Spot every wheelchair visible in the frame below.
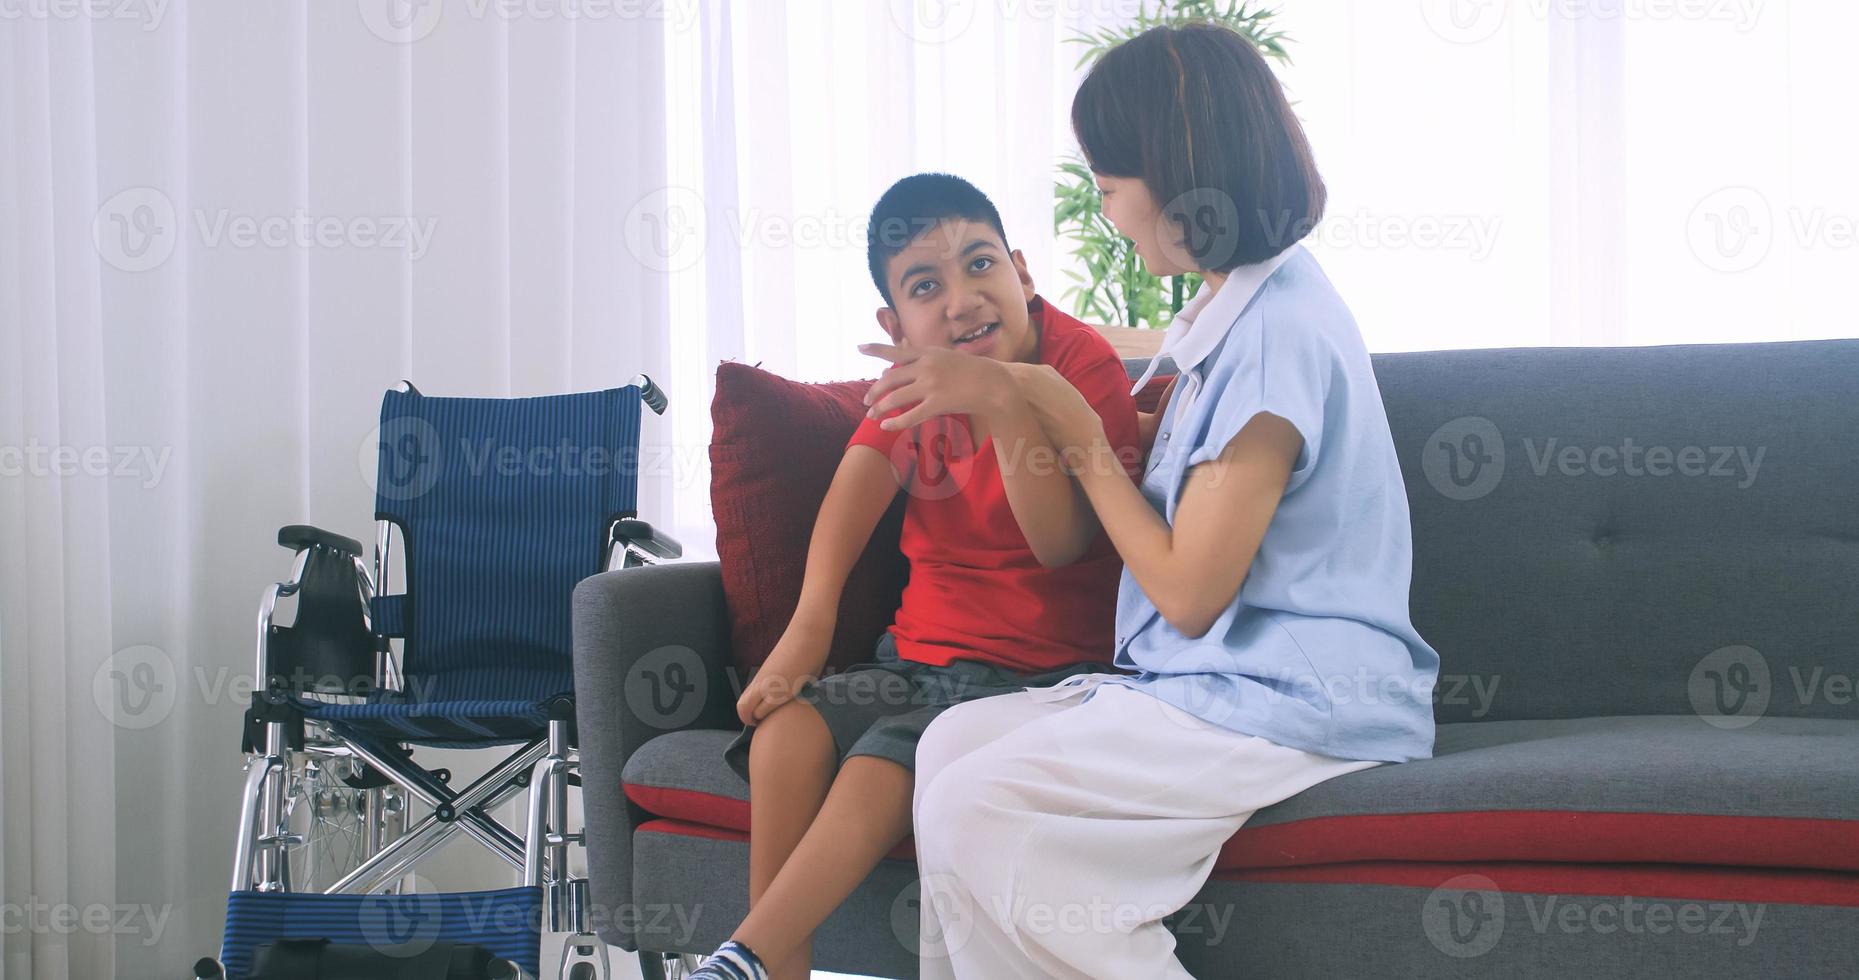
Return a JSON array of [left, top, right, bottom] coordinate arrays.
[[199, 377, 681, 980]]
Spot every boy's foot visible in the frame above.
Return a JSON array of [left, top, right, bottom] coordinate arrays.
[[685, 939, 770, 980]]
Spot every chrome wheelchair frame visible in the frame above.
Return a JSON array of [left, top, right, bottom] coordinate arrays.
[[212, 379, 681, 980]]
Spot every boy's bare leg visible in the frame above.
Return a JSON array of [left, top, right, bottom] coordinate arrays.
[[747, 700, 839, 980], [732, 755, 915, 973]]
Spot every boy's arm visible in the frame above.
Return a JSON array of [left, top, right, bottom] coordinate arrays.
[[784, 445, 904, 644], [738, 444, 902, 724], [991, 343, 1147, 569], [983, 396, 1098, 568], [1137, 375, 1180, 454], [854, 342, 1107, 567]]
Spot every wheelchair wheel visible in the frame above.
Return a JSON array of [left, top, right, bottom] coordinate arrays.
[[278, 737, 402, 892]]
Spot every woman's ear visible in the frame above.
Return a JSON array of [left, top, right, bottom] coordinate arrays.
[[1010, 249, 1036, 302], [875, 306, 905, 346]]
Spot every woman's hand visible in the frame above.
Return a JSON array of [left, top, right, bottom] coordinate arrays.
[[1007, 362, 1109, 462], [858, 343, 1013, 429]]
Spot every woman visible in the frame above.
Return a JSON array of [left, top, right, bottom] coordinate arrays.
[[882, 22, 1441, 977]]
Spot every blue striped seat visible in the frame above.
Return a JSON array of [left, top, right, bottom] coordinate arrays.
[[218, 886, 542, 979], [300, 385, 643, 747], [300, 698, 551, 744]]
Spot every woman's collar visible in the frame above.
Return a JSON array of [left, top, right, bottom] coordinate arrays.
[[1127, 246, 1299, 395]]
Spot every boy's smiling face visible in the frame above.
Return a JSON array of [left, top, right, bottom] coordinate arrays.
[[876, 218, 1040, 364]]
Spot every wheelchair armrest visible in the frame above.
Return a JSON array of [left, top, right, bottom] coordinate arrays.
[[262, 525, 378, 697], [572, 560, 739, 952], [277, 523, 365, 558], [611, 518, 683, 561]]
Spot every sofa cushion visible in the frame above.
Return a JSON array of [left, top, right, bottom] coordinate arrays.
[[626, 827, 1859, 978], [1227, 715, 1859, 870], [708, 362, 909, 676], [621, 715, 1859, 873], [621, 729, 752, 832]]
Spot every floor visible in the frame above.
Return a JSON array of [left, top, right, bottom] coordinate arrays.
[[542, 932, 869, 979]]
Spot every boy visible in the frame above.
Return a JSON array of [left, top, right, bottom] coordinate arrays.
[[686, 173, 1142, 980]]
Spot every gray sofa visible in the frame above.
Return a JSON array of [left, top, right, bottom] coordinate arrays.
[[574, 339, 1859, 978]]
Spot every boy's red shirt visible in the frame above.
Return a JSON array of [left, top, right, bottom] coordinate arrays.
[[847, 295, 1141, 673]]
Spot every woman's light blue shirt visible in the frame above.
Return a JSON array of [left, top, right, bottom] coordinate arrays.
[[1087, 245, 1439, 763]]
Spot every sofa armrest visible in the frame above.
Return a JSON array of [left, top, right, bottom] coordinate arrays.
[[573, 560, 742, 952]]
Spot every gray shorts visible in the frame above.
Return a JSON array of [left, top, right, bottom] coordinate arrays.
[[724, 632, 1117, 778]]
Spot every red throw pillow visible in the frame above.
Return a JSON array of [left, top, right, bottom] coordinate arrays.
[[709, 362, 909, 677]]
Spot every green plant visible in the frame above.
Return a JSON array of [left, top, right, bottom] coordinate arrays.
[[1055, 0, 1292, 328]]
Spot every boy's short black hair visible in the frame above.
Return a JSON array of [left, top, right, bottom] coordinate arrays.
[[1071, 22, 1325, 272], [866, 173, 1012, 307]]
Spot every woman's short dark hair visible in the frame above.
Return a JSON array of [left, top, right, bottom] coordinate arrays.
[[1071, 22, 1325, 272]]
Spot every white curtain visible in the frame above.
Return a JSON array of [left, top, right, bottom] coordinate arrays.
[[661, 0, 1859, 555], [1268, 1, 1859, 352], [1, 2, 668, 975], [4, 1, 1855, 975]]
